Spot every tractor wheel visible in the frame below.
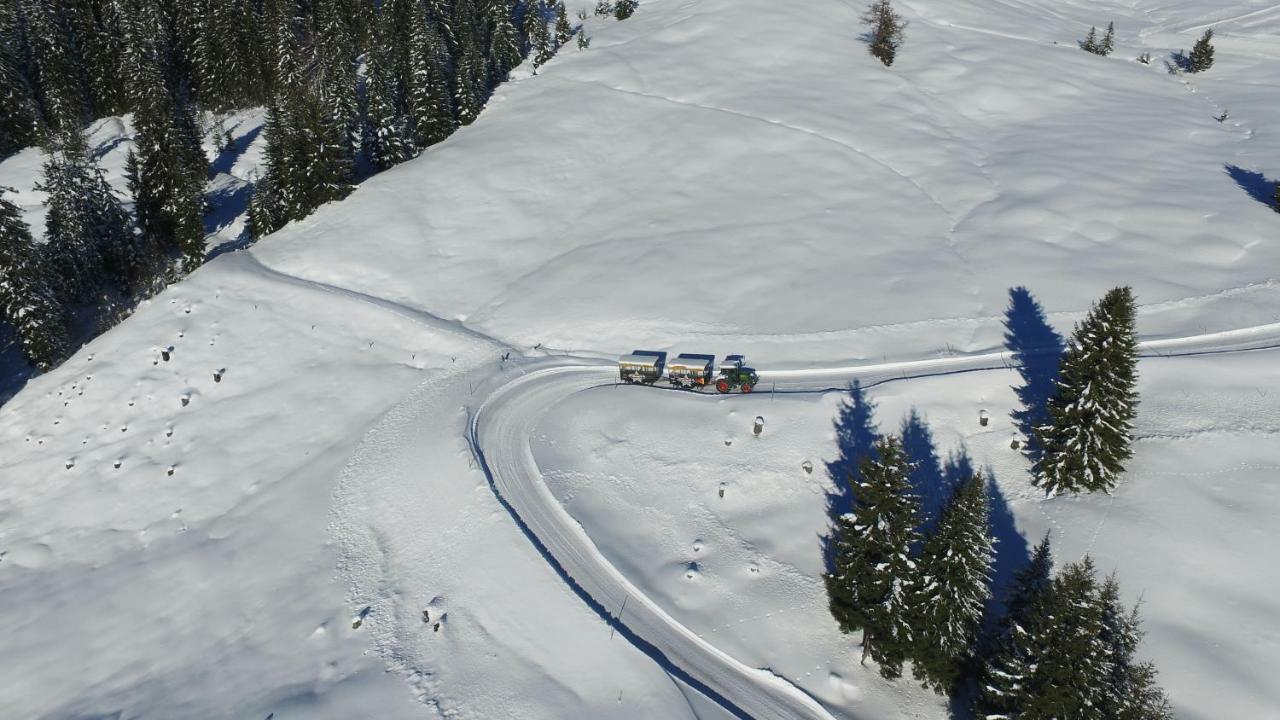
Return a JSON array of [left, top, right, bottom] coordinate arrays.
[[740, 382, 754, 394], [716, 379, 731, 394]]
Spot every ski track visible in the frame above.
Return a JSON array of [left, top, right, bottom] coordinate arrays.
[[463, 321, 1280, 720]]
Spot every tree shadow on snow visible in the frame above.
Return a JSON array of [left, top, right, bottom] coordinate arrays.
[[1003, 287, 1064, 463], [0, 321, 34, 407], [822, 381, 879, 572], [901, 409, 955, 534], [1225, 164, 1279, 209], [983, 466, 1030, 624], [210, 123, 262, 178]]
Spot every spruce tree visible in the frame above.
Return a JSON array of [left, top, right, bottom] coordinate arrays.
[[1188, 28, 1214, 72], [824, 434, 921, 679], [486, 0, 522, 82], [614, 0, 637, 20], [24, 0, 90, 137], [1034, 287, 1139, 495], [73, 0, 129, 116], [975, 534, 1055, 718], [450, 0, 489, 125], [554, 0, 572, 47], [363, 43, 417, 171], [123, 8, 209, 276], [0, 0, 41, 157], [1020, 557, 1110, 720], [861, 0, 906, 67], [1100, 21, 1115, 56], [523, 0, 550, 68], [1080, 26, 1099, 54], [0, 188, 70, 370], [910, 472, 994, 694], [1098, 576, 1174, 719], [408, 11, 459, 145], [38, 131, 144, 301], [314, 0, 361, 171]]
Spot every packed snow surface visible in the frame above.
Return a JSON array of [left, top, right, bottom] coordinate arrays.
[[2, 0, 1279, 717]]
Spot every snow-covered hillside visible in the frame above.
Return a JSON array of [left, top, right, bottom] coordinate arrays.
[[2, 0, 1278, 718]]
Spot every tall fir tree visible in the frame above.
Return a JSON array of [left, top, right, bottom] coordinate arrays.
[[1100, 21, 1115, 56], [363, 41, 417, 171], [1020, 557, 1110, 720], [313, 0, 361, 173], [523, 0, 550, 68], [553, 0, 571, 47], [910, 472, 994, 694], [23, 0, 90, 137], [486, 0, 521, 82], [824, 434, 921, 679], [123, 3, 208, 276], [1034, 287, 1139, 495], [0, 187, 70, 370], [1098, 576, 1174, 719], [861, 0, 907, 67], [1188, 28, 1215, 72], [72, 0, 129, 116], [975, 534, 1056, 718], [408, 7, 459, 145], [449, 0, 488, 125], [0, 0, 42, 156], [38, 131, 144, 302], [614, 0, 636, 20]]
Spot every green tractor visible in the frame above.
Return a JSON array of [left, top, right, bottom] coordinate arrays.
[[715, 355, 759, 394]]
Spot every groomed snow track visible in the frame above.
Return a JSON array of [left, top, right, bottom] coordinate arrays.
[[467, 323, 1280, 720]]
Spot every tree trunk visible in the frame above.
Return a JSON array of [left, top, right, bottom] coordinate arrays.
[[860, 629, 872, 665]]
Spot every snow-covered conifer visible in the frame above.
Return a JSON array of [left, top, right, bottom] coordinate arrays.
[[1034, 287, 1139, 495], [0, 188, 69, 370], [614, 0, 637, 20], [861, 0, 906, 67], [975, 534, 1055, 718], [523, 0, 551, 68], [554, 1, 572, 47], [24, 0, 89, 137], [1080, 26, 1099, 54], [486, 0, 522, 82], [1100, 21, 1116, 56], [910, 472, 993, 693], [1188, 28, 1214, 72], [823, 434, 920, 679]]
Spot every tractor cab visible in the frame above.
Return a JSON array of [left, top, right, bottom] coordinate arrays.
[[716, 354, 759, 394]]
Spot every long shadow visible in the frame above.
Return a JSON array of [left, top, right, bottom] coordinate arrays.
[[984, 467, 1030, 624], [822, 381, 879, 572], [1003, 287, 1064, 462], [209, 123, 263, 177], [0, 320, 34, 407], [902, 409, 951, 533], [1225, 164, 1279, 209]]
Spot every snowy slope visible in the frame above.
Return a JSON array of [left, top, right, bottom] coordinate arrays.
[[2, 0, 1279, 717]]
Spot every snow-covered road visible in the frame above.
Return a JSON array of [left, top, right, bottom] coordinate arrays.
[[467, 321, 1280, 720]]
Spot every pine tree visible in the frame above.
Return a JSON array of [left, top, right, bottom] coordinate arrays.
[[38, 131, 145, 301], [1020, 557, 1110, 720], [523, 0, 550, 68], [73, 0, 129, 116], [861, 0, 906, 67], [0, 0, 42, 157], [363, 43, 417, 170], [1080, 26, 1098, 54], [486, 0, 522, 82], [614, 0, 637, 20], [123, 8, 208, 276], [1100, 21, 1115, 56], [553, 0, 572, 46], [1033, 287, 1139, 495], [1098, 576, 1174, 719], [1188, 28, 1214, 72], [450, 0, 489, 125], [0, 187, 70, 370], [910, 472, 994, 694], [24, 0, 90, 137], [975, 534, 1055, 718], [824, 434, 921, 679], [314, 0, 361, 170], [408, 13, 459, 144]]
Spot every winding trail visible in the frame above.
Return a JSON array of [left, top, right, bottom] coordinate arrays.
[[465, 321, 1280, 720]]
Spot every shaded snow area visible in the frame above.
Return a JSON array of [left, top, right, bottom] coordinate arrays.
[[2, 0, 1280, 718]]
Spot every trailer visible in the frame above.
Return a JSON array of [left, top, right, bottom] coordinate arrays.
[[668, 353, 716, 389], [618, 351, 666, 384]]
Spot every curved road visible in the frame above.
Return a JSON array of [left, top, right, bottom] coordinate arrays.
[[468, 322, 1280, 720]]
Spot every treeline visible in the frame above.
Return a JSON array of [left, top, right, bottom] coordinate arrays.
[[1, 0, 636, 374]]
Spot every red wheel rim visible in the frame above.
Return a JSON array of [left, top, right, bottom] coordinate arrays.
[[741, 383, 753, 393], [716, 380, 730, 393]]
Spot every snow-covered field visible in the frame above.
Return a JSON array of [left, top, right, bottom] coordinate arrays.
[[2, 0, 1279, 717]]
